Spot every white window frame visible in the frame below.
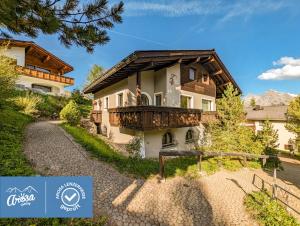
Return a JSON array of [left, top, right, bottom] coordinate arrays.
[[103, 96, 109, 110], [154, 92, 163, 106], [180, 94, 194, 108], [141, 92, 152, 105], [115, 91, 124, 107], [189, 67, 196, 80], [202, 98, 212, 111]]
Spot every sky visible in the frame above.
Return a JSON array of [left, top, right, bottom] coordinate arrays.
[[16, 0, 300, 96]]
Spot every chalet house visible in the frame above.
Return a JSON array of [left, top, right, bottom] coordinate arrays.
[[245, 105, 296, 150], [84, 50, 241, 158], [0, 39, 74, 95]]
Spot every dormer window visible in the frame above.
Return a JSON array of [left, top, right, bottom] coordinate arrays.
[[189, 68, 196, 80]]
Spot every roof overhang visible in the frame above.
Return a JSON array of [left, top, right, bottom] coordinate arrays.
[[83, 50, 241, 98], [0, 39, 73, 73]]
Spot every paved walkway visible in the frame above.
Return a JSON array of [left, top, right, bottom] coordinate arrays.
[[25, 121, 291, 225]]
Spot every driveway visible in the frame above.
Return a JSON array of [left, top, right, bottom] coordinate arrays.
[[24, 121, 264, 225]]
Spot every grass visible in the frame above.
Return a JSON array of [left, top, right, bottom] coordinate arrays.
[[0, 106, 107, 226], [244, 191, 299, 226], [62, 124, 262, 179], [0, 107, 35, 176]]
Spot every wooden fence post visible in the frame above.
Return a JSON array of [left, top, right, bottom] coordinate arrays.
[[159, 155, 165, 178], [272, 168, 277, 199], [197, 154, 202, 172]]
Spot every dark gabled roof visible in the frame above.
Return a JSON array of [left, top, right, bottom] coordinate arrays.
[[245, 105, 288, 121], [0, 38, 73, 73], [83, 50, 241, 97]]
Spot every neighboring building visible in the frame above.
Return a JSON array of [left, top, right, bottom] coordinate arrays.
[[0, 39, 74, 95], [84, 50, 241, 158], [245, 105, 296, 150]]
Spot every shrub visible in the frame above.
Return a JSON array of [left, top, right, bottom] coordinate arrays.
[[0, 44, 19, 108], [245, 191, 299, 226], [60, 100, 81, 125], [126, 136, 142, 158], [13, 93, 43, 116]]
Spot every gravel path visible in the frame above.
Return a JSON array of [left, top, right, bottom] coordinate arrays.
[[23, 121, 263, 225]]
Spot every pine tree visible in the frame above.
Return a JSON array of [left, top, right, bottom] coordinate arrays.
[[86, 64, 105, 85], [207, 84, 263, 154], [250, 98, 256, 108], [257, 120, 279, 149], [286, 96, 300, 151], [0, 0, 124, 52]]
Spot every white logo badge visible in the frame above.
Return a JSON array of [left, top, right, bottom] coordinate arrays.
[[6, 186, 38, 207], [56, 182, 86, 212]]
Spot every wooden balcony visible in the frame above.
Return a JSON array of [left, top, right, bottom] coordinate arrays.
[[16, 66, 74, 85], [108, 106, 203, 131], [91, 110, 102, 124]]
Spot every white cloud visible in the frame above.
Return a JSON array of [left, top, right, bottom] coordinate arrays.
[[258, 57, 300, 80], [123, 0, 290, 21]]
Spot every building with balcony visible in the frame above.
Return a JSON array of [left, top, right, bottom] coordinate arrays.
[[1, 39, 74, 95], [84, 50, 241, 158]]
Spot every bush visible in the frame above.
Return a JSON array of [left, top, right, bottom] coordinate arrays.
[[245, 191, 299, 226], [126, 136, 142, 158], [13, 93, 42, 116], [0, 44, 19, 108], [60, 100, 81, 125]]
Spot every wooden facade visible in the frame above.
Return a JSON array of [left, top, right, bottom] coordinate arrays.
[[107, 106, 203, 130], [180, 63, 217, 97]]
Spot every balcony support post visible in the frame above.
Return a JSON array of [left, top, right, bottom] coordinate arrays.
[[136, 71, 141, 106]]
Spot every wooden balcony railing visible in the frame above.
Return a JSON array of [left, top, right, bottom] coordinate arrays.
[[108, 106, 203, 131], [16, 66, 74, 85], [90, 110, 102, 123]]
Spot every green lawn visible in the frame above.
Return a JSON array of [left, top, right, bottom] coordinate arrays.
[[244, 191, 299, 226], [62, 124, 262, 179], [0, 106, 106, 226], [0, 107, 35, 176]]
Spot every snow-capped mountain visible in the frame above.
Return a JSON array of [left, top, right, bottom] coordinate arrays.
[[244, 90, 297, 107]]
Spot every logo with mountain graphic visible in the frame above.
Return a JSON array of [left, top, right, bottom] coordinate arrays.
[[6, 186, 38, 207]]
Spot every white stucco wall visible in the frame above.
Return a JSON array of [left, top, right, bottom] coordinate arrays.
[[4, 47, 25, 66], [144, 125, 205, 158], [16, 75, 66, 95], [255, 121, 296, 150]]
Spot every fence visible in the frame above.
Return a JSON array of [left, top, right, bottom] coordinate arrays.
[[252, 171, 300, 216]]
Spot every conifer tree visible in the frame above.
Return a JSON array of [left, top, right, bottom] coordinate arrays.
[[0, 0, 124, 52], [257, 120, 279, 149], [286, 96, 300, 151]]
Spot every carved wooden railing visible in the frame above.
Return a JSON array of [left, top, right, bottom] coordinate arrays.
[[90, 110, 102, 124], [16, 66, 74, 85], [108, 106, 203, 130]]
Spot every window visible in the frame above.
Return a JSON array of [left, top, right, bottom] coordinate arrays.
[[189, 68, 196, 80], [202, 99, 212, 111], [180, 95, 192, 108], [185, 129, 194, 143], [32, 84, 51, 93], [117, 92, 123, 107], [27, 64, 51, 73], [202, 74, 209, 84], [104, 96, 109, 109], [154, 93, 162, 106], [141, 93, 150, 106], [162, 132, 174, 148]]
